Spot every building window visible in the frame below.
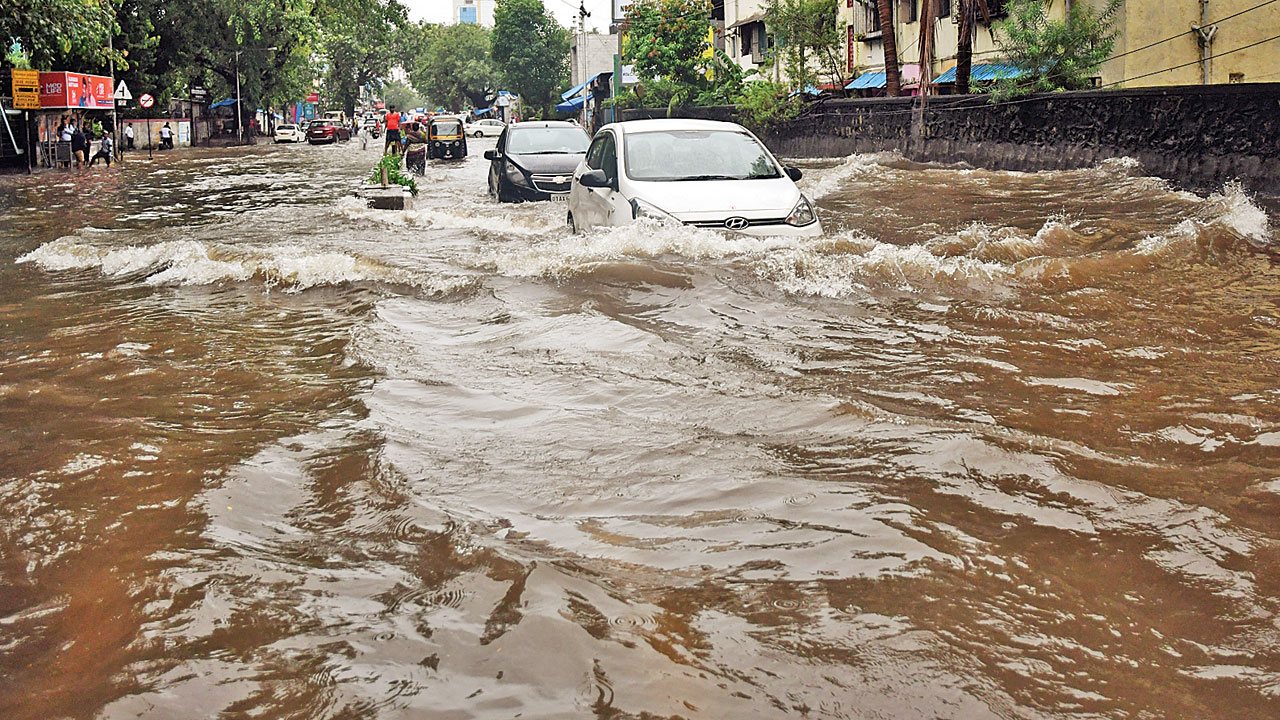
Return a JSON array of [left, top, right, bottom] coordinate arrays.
[[906, 0, 917, 23], [938, 0, 949, 18], [742, 27, 752, 56]]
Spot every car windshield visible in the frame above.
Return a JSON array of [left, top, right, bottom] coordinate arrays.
[[506, 126, 589, 155], [433, 120, 461, 135], [624, 129, 781, 181], [311, 121, 332, 128], [279, 125, 295, 130]]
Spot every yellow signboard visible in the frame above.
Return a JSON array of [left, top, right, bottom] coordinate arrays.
[[10, 68, 40, 110]]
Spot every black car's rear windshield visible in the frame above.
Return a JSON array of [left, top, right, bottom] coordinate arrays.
[[506, 126, 589, 155]]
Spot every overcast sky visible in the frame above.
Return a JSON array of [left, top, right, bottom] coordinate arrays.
[[400, 0, 617, 33]]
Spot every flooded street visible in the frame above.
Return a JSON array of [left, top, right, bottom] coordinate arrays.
[[2, 139, 1279, 719]]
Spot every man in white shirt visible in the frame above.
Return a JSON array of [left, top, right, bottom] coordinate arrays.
[[124, 123, 134, 150]]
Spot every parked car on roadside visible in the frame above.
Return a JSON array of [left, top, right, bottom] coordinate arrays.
[[306, 119, 351, 144], [567, 118, 821, 237], [274, 124, 303, 143], [484, 121, 591, 203], [464, 118, 505, 138]]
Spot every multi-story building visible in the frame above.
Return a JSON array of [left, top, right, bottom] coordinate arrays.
[[452, 0, 495, 27], [840, 0, 1280, 93], [725, 0, 777, 77]]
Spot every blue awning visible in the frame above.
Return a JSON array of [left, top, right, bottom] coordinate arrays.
[[474, 107, 493, 116], [934, 63, 1025, 83], [209, 97, 237, 108], [845, 72, 887, 90], [789, 84, 821, 98], [561, 72, 609, 101], [556, 95, 589, 112]]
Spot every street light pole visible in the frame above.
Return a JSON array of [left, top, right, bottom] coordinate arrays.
[[234, 49, 242, 144]]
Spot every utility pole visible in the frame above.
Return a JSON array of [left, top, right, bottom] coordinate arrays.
[[579, 2, 590, 129], [1194, 0, 1218, 84]]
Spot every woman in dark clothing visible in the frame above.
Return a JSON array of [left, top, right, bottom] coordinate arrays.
[[70, 125, 89, 168]]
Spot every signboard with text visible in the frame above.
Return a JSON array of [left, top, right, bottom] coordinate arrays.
[[38, 72, 114, 109], [10, 69, 40, 109]]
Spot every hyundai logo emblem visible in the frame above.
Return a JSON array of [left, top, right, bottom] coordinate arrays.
[[724, 216, 750, 231]]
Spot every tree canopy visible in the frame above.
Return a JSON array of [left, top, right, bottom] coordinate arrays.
[[622, 0, 712, 88], [988, 0, 1121, 99], [491, 0, 569, 113], [406, 21, 496, 110]]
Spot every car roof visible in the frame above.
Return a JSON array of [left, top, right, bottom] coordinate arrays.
[[605, 118, 750, 136], [509, 121, 580, 130]]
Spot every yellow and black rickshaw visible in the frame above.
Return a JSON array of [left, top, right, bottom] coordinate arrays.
[[427, 116, 467, 161]]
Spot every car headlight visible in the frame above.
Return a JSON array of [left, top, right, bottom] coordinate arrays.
[[504, 163, 526, 184], [786, 195, 817, 227], [630, 198, 679, 224]]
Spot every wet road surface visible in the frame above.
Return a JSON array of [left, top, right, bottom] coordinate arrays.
[[2, 138, 1279, 719]]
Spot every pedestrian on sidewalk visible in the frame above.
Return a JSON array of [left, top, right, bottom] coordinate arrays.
[[125, 123, 135, 150], [89, 132, 113, 167]]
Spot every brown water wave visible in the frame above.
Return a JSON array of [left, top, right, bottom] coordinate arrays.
[[2, 142, 1279, 719]]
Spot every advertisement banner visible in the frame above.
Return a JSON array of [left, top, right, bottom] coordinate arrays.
[[38, 72, 114, 109]]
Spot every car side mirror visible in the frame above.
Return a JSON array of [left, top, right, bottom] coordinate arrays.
[[578, 169, 610, 188], [483, 150, 500, 161], [785, 166, 803, 182]]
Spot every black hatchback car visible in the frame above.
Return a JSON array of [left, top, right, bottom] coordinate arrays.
[[485, 121, 591, 203]]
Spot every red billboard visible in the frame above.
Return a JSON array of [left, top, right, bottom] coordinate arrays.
[[39, 72, 114, 109]]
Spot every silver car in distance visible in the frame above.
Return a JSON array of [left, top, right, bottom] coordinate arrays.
[[567, 119, 821, 237]]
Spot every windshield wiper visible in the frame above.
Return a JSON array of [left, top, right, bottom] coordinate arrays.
[[672, 174, 744, 181], [518, 150, 582, 155]]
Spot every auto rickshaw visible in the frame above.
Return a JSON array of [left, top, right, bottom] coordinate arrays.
[[427, 116, 467, 162]]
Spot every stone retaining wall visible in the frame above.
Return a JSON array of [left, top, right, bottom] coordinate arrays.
[[621, 83, 1280, 199]]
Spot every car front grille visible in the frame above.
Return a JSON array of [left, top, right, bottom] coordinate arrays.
[[687, 217, 789, 229], [531, 174, 572, 194]]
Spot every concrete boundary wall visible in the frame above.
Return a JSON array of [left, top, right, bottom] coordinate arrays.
[[620, 83, 1280, 199]]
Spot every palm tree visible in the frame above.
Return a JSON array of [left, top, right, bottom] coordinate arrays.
[[956, 0, 993, 94], [877, 0, 900, 96]]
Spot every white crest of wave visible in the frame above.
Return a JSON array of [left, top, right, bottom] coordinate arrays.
[[17, 236, 471, 294], [335, 195, 562, 236], [1206, 181, 1272, 247], [757, 231, 1015, 298], [486, 219, 809, 277], [798, 154, 885, 199]]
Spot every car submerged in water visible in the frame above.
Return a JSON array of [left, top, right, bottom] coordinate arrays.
[[566, 119, 821, 237], [485, 121, 591, 203]]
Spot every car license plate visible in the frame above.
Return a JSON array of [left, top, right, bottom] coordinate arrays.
[[550, 193, 569, 202]]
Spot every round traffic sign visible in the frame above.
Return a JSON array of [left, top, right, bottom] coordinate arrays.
[[139, 93, 154, 108]]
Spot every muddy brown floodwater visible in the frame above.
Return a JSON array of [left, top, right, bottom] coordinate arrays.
[[1, 139, 1279, 719]]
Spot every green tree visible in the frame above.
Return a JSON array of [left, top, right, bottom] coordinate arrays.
[[318, 0, 408, 116], [407, 21, 496, 109], [622, 0, 711, 88], [380, 78, 422, 110], [491, 0, 569, 112], [988, 0, 1121, 100], [763, 0, 846, 91], [1, 0, 123, 72]]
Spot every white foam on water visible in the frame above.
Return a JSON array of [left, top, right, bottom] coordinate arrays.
[[17, 236, 473, 295], [485, 218, 811, 278], [1204, 181, 1273, 247], [757, 230, 1016, 299], [334, 195, 563, 237], [798, 153, 889, 200]]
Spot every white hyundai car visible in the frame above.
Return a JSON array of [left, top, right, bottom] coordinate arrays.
[[567, 119, 821, 237]]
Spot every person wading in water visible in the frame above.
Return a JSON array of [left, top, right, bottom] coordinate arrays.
[[383, 106, 401, 156]]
